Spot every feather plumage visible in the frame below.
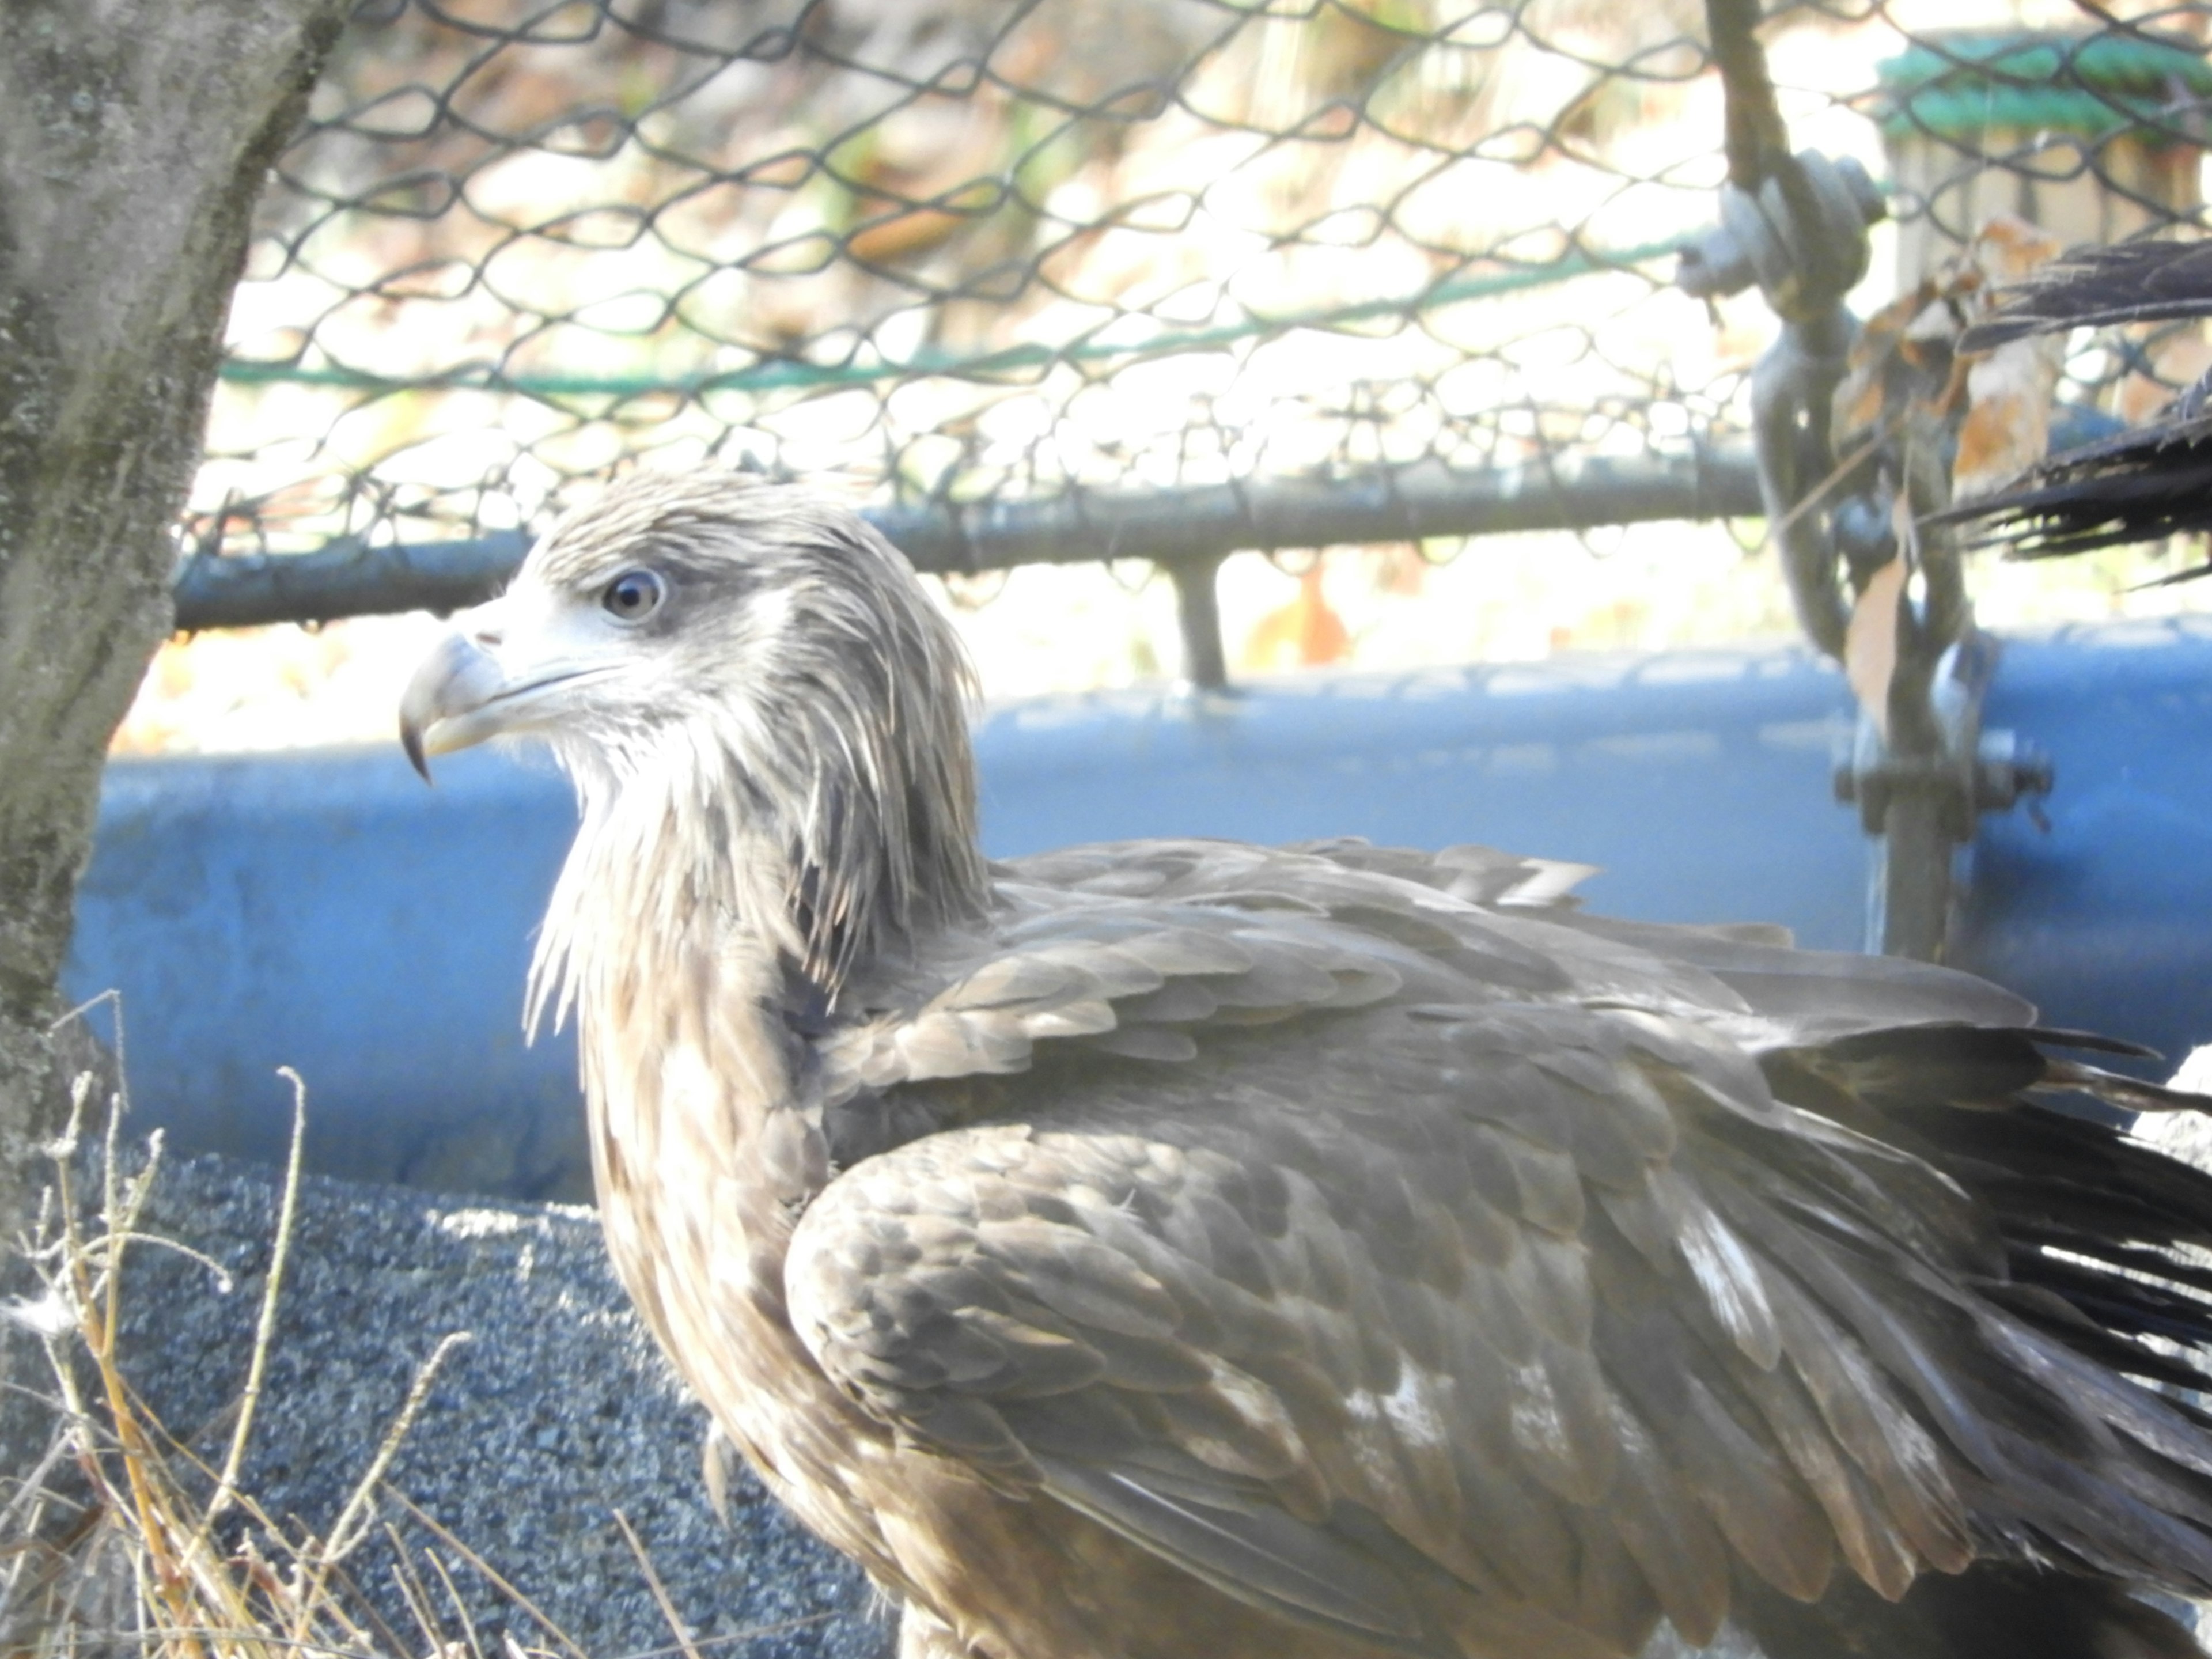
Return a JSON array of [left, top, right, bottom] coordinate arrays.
[[1936, 239, 2212, 566], [402, 471, 2212, 1659]]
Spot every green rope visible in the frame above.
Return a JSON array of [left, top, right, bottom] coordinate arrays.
[[1876, 30, 2212, 142], [217, 233, 1690, 404]]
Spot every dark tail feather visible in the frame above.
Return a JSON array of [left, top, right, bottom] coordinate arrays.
[[1733, 1565, 2203, 1659]]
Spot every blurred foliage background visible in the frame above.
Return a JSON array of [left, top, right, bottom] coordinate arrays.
[[118, 0, 2212, 753]]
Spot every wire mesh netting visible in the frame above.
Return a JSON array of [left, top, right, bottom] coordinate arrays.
[[183, 0, 2212, 637]]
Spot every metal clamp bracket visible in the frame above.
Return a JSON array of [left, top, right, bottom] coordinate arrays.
[[1829, 630, 2054, 957]]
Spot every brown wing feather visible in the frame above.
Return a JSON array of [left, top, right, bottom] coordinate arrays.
[[786, 839, 2212, 1654], [791, 1011, 1827, 1646]]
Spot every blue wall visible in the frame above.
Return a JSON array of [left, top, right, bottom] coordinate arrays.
[[65, 619, 2212, 1199]]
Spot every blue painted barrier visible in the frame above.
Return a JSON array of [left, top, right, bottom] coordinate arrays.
[[1963, 620, 2212, 1054], [63, 619, 2212, 1199]]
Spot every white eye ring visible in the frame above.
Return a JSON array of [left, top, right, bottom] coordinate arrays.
[[601, 567, 666, 623]]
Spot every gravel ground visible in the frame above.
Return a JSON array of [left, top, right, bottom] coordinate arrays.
[[22, 1115, 2209, 1659], [9, 1147, 890, 1659]]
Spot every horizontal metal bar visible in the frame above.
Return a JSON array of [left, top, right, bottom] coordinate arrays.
[[171, 445, 1761, 631], [173, 531, 533, 631]]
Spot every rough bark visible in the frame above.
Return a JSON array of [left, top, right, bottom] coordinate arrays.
[[0, 0, 350, 1248]]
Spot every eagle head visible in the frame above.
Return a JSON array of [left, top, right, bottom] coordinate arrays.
[[399, 469, 988, 994], [402, 473, 959, 781]]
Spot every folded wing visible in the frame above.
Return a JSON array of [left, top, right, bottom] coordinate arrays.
[[787, 839, 2212, 1657]]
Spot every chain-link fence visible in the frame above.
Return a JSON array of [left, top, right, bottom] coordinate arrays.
[[175, 0, 2212, 661]]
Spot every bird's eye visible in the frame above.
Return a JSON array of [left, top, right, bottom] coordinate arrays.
[[601, 568, 666, 622]]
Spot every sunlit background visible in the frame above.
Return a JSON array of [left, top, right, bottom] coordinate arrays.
[[114, 0, 2212, 756]]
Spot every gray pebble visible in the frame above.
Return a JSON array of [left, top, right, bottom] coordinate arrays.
[[13, 1148, 891, 1659]]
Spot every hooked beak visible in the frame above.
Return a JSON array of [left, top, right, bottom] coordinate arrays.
[[400, 591, 624, 781], [399, 631, 513, 782]]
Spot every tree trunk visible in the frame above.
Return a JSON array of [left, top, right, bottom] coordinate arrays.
[[0, 0, 349, 1245]]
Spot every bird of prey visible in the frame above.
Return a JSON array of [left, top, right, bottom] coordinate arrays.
[[402, 471, 2212, 1659], [1934, 240, 2212, 569]]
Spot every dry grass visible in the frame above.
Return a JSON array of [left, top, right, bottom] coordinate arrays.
[[0, 1047, 488, 1659], [0, 1006, 762, 1659]]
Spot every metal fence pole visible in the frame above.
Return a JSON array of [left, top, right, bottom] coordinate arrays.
[[173, 449, 1762, 631]]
